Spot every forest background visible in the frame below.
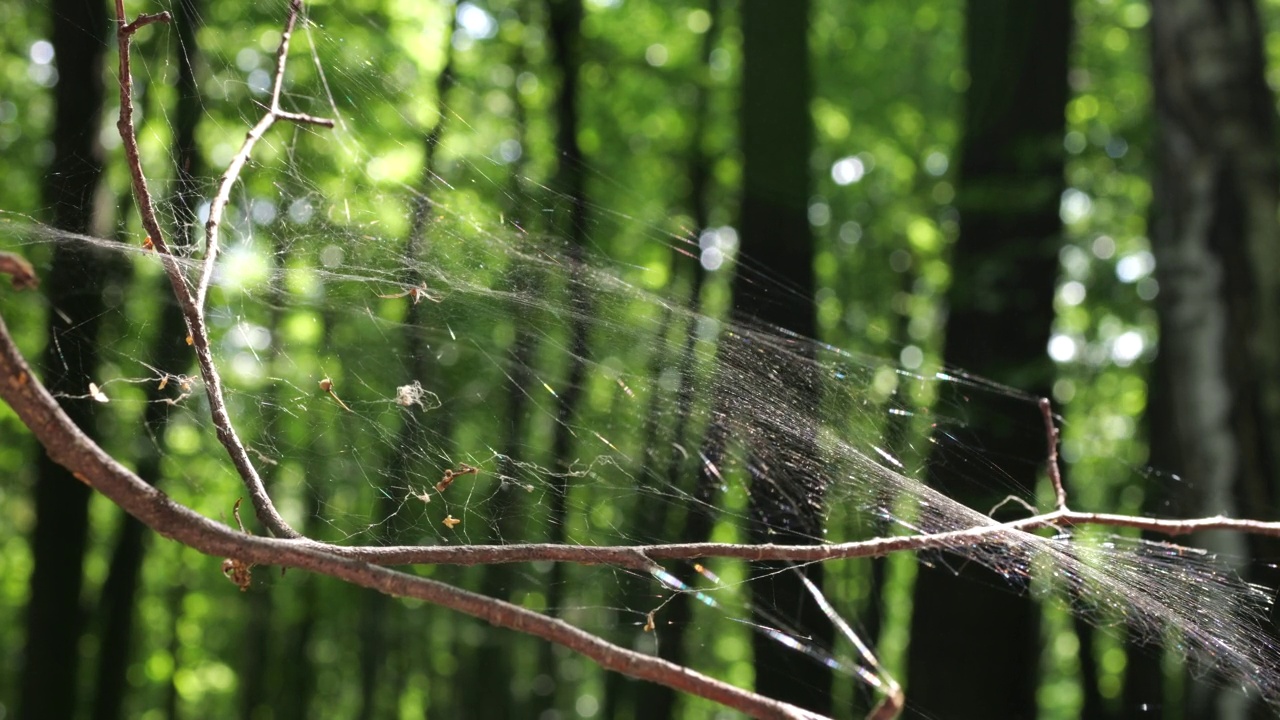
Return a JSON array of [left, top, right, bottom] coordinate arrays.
[[1, 0, 1279, 719]]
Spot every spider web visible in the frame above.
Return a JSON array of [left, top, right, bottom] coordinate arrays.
[[3, 0, 1280, 715]]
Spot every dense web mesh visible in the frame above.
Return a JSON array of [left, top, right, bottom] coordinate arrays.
[[3, 0, 1280, 712]]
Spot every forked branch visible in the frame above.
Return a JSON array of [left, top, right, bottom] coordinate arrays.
[[197, 0, 334, 310], [114, 0, 331, 539]]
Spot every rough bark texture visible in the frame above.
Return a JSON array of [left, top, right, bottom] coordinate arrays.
[[906, 1, 1069, 717], [1144, 1, 1280, 717], [18, 0, 110, 716]]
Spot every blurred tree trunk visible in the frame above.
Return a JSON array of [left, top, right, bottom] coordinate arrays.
[[544, 0, 589, 542], [90, 3, 204, 718], [18, 0, 110, 717], [906, 1, 1069, 718], [541, 0, 590, 711], [621, 4, 720, 718], [472, 8, 538, 718], [358, 15, 458, 717], [735, 0, 832, 714], [1139, 2, 1280, 718]]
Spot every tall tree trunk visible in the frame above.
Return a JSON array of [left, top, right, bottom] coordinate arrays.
[[906, 1, 1069, 718], [736, 0, 831, 714], [91, 3, 204, 718], [1143, 2, 1280, 717], [544, 0, 589, 546], [472, 13, 539, 717], [357, 16, 458, 718], [540, 0, 590, 711], [634, 3, 720, 718], [18, 0, 110, 716]]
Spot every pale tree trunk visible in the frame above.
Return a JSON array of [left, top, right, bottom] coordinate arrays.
[[1143, 1, 1280, 717]]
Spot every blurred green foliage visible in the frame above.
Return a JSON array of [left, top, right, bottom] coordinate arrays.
[[1, 0, 1268, 717]]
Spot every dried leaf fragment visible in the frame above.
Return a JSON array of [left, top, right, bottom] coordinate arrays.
[[376, 285, 440, 304], [222, 558, 252, 591], [442, 514, 461, 529], [0, 251, 38, 290], [435, 463, 479, 493], [221, 498, 254, 590]]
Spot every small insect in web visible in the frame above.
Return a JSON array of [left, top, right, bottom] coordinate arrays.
[[88, 382, 109, 403], [643, 611, 656, 633], [436, 463, 479, 493], [375, 284, 441, 304]]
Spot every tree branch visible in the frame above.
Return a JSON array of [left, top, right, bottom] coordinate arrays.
[[113, 0, 332, 539], [6, 255, 1280, 717], [197, 0, 333, 310], [281, 507, 1280, 568], [0, 299, 821, 720]]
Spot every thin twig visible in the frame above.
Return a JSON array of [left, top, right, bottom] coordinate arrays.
[[1040, 397, 1068, 511], [114, 0, 333, 538], [115, 4, 177, 262], [280, 507, 1280, 568], [197, 0, 333, 309]]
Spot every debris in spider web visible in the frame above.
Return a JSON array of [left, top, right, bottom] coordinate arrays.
[[88, 382, 109, 403], [436, 463, 479, 493], [319, 376, 353, 412], [376, 284, 441, 304], [395, 380, 439, 409], [442, 514, 461, 529], [221, 499, 254, 591], [251, 447, 279, 466]]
